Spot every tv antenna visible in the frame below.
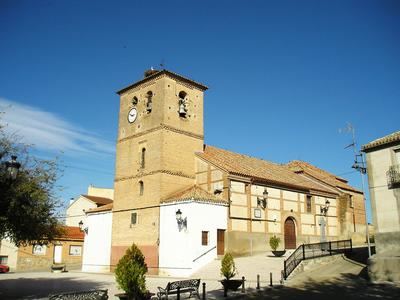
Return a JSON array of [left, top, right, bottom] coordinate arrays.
[[339, 122, 371, 257]]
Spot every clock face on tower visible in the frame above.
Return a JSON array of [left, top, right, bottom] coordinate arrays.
[[127, 108, 137, 123]]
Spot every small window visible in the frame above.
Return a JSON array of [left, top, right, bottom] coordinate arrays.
[[131, 213, 137, 225], [201, 231, 208, 246], [69, 245, 82, 256], [132, 96, 138, 106], [139, 181, 144, 196], [141, 148, 146, 169], [33, 245, 46, 255], [349, 195, 354, 208], [0, 256, 8, 264], [306, 195, 312, 213], [146, 91, 153, 113]]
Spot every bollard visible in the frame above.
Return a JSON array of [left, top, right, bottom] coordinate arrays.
[[256, 274, 260, 290], [177, 286, 180, 300], [270, 272, 273, 286], [223, 284, 227, 297], [280, 270, 285, 285], [202, 282, 206, 300], [241, 276, 245, 293]]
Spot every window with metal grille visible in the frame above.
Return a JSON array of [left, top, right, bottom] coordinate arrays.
[[201, 231, 208, 246]]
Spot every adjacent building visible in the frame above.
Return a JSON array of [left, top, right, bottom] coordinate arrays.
[[362, 131, 400, 282]]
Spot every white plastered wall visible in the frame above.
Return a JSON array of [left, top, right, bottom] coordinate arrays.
[[82, 210, 112, 272], [159, 201, 227, 277]]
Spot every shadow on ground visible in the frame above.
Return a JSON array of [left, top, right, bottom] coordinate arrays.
[[0, 276, 109, 299], [205, 273, 400, 300]]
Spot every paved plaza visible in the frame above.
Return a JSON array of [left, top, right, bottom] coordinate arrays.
[[0, 251, 399, 299]]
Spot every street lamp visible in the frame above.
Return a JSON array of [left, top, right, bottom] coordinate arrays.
[[78, 220, 88, 234], [5, 156, 21, 180], [175, 209, 187, 232]]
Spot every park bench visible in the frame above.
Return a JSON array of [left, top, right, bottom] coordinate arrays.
[[48, 289, 108, 300], [157, 279, 200, 299]]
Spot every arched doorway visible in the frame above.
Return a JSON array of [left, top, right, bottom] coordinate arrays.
[[284, 218, 296, 249]]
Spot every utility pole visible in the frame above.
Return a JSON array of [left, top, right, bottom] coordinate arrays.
[[341, 123, 372, 258]]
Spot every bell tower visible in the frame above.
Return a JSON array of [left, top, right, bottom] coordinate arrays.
[[111, 69, 207, 273]]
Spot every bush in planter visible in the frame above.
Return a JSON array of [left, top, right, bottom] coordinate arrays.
[[220, 252, 237, 280], [269, 235, 281, 251], [115, 243, 148, 300], [220, 252, 242, 291]]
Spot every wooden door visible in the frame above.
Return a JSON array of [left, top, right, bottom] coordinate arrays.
[[284, 218, 296, 249], [217, 229, 225, 255]]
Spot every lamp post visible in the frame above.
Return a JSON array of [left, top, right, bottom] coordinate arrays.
[[1, 154, 21, 181], [5, 155, 21, 180], [319, 199, 330, 244]]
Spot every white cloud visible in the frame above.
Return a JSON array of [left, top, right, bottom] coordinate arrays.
[[0, 98, 115, 157]]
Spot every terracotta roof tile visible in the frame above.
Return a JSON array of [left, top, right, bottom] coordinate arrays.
[[287, 160, 361, 193], [196, 145, 339, 195], [162, 185, 227, 204], [82, 195, 113, 206], [61, 226, 84, 240], [362, 130, 400, 151], [87, 203, 113, 213]]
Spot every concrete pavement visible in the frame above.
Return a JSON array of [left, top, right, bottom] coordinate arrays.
[[1, 250, 399, 299]]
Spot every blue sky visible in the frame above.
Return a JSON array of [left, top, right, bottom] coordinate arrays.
[[1, 0, 399, 222]]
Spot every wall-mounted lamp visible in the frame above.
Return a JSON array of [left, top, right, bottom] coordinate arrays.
[[78, 220, 88, 234], [320, 199, 330, 216], [175, 209, 187, 232], [273, 214, 277, 223], [257, 188, 268, 209]]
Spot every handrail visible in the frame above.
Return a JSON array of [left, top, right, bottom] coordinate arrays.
[[283, 239, 352, 279], [193, 246, 217, 262]]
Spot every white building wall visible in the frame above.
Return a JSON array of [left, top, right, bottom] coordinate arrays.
[[66, 197, 97, 227], [159, 201, 227, 277], [0, 238, 18, 270], [82, 211, 112, 272]]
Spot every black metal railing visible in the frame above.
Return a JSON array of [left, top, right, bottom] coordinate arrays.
[[283, 239, 352, 279], [387, 164, 400, 189], [193, 246, 216, 262]]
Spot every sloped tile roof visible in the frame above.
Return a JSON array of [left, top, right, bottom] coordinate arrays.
[[117, 69, 208, 94], [362, 130, 400, 151], [162, 185, 227, 204], [82, 195, 113, 206], [287, 160, 361, 193], [87, 203, 113, 213], [61, 226, 84, 240], [196, 145, 339, 195]]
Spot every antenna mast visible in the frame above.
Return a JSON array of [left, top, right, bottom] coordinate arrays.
[[341, 122, 371, 257]]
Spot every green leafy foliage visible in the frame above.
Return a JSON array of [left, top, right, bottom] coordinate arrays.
[[115, 243, 148, 299], [269, 235, 280, 251], [0, 116, 64, 246], [220, 252, 237, 280]]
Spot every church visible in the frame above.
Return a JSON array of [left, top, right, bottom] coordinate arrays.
[[81, 69, 366, 276]]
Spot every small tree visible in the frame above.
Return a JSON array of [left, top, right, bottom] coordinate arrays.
[[220, 252, 237, 281], [115, 243, 148, 300], [269, 235, 281, 251]]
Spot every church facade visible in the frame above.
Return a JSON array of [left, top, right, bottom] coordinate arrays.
[[86, 69, 366, 276]]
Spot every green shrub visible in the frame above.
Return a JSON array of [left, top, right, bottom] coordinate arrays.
[[269, 235, 280, 251], [115, 243, 148, 299], [220, 252, 237, 280]]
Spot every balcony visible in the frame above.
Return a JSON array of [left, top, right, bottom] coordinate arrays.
[[387, 164, 400, 189]]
